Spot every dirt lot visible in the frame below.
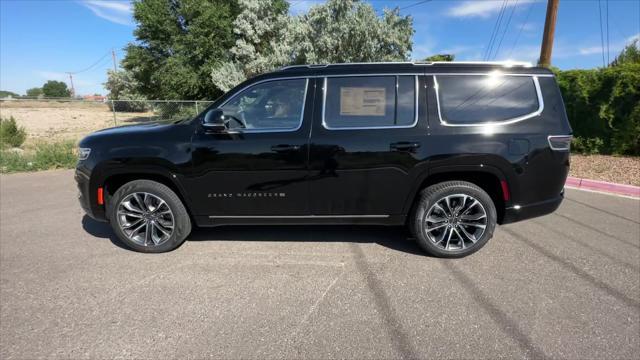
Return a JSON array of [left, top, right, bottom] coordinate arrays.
[[0, 100, 152, 144]]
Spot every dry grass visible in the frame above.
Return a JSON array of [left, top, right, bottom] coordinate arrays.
[[570, 154, 640, 186], [0, 100, 153, 145]]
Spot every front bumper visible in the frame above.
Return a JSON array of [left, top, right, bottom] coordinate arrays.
[[75, 167, 107, 222], [501, 190, 564, 224]]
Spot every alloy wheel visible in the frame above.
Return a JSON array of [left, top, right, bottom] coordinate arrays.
[[116, 192, 175, 247], [423, 194, 488, 251]]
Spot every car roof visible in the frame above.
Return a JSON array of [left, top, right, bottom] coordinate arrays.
[[270, 61, 553, 77]]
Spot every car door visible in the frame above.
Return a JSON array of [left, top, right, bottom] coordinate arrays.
[[188, 77, 315, 218], [308, 74, 428, 217]]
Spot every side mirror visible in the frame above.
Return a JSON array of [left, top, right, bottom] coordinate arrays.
[[202, 109, 226, 132]]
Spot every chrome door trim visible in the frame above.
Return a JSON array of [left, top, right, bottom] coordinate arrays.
[[208, 215, 390, 219]]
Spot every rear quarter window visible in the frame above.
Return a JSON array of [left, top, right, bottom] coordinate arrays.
[[435, 74, 540, 125]]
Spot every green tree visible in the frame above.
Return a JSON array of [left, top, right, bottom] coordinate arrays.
[[0, 90, 20, 98], [211, 0, 291, 91], [123, 0, 240, 100], [104, 69, 147, 112], [41, 81, 71, 98], [26, 87, 43, 97], [611, 40, 640, 67], [423, 54, 455, 62], [211, 0, 414, 91], [292, 0, 413, 64]]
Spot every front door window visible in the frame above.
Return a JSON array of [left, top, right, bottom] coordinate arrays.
[[221, 79, 308, 131]]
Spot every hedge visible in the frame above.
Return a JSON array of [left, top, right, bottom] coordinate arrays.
[[555, 63, 639, 155]]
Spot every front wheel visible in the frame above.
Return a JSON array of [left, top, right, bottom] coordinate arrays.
[[108, 180, 192, 253], [411, 181, 497, 258]]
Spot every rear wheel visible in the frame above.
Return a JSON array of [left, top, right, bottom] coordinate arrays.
[[411, 181, 497, 258], [108, 180, 191, 253]]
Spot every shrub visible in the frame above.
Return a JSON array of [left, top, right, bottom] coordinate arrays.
[[107, 94, 149, 112], [155, 103, 198, 121], [556, 63, 640, 155], [0, 116, 27, 148], [0, 140, 76, 173], [571, 137, 604, 155]]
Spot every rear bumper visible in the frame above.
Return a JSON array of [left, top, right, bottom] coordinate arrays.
[[501, 190, 564, 224]]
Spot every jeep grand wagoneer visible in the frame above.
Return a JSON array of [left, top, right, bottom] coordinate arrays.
[[76, 62, 572, 257]]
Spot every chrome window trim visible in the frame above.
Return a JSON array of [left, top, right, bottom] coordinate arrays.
[[209, 215, 390, 219], [433, 74, 545, 127], [217, 77, 309, 134], [321, 75, 419, 131], [428, 72, 553, 77]]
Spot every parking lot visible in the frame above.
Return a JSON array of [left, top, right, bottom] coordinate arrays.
[[1, 170, 638, 359]]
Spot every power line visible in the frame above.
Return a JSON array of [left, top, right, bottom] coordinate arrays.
[[507, 1, 534, 59], [484, 0, 509, 61], [598, 0, 606, 67], [67, 51, 111, 74], [400, 0, 433, 11], [492, 0, 519, 60]]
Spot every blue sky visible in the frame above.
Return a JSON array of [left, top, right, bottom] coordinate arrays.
[[1, 0, 638, 96]]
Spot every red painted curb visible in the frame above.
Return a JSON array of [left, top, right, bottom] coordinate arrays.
[[565, 176, 640, 198]]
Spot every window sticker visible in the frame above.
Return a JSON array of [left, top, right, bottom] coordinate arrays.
[[339, 87, 386, 116]]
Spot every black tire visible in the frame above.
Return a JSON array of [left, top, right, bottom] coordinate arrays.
[[108, 180, 191, 253], [410, 181, 497, 258]]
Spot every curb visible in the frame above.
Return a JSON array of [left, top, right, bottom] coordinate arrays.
[[566, 176, 640, 198]]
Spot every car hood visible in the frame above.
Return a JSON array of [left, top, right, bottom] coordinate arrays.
[[79, 121, 192, 148]]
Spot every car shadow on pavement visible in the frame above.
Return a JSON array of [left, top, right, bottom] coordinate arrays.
[[188, 225, 426, 256], [81, 216, 132, 251], [81, 215, 425, 256]]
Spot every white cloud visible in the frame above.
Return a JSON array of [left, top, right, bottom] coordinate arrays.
[[578, 46, 602, 55], [578, 33, 640, 56], [440, 45, 483, 55], [411, 44, 434, 61], [447, 0, 536, 18], [80, 0, 133, 26]]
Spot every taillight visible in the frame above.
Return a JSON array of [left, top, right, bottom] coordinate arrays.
[[500, 180, 510, 201], [548, 135, 572, 151]]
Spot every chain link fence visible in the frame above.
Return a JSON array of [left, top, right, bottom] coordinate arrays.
[[109, 100, 214, 126], [0, 98, 213, 144]]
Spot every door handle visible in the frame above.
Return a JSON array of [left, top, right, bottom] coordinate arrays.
[[390, 142, 420, 152], [271, 144, 301, 152]]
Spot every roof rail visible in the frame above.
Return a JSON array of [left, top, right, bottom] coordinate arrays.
[[422, 61, 533, 67], [279, 61, 533, 71]]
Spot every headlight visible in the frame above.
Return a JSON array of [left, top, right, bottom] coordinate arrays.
[[77, 147, 91, 160]]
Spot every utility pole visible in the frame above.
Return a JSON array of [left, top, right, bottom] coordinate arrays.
[[538, 0, 560, 67], [111, 49, 118, 71], [67, 73, 75, 98]]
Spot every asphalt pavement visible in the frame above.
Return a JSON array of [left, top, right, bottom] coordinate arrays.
[[1, 170, 639, 359]]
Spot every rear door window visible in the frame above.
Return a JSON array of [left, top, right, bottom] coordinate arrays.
[[324, 75, 416, 129], [435, 75, 540, 125]]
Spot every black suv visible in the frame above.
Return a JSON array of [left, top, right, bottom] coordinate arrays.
[[76, 62, 571, 257]]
